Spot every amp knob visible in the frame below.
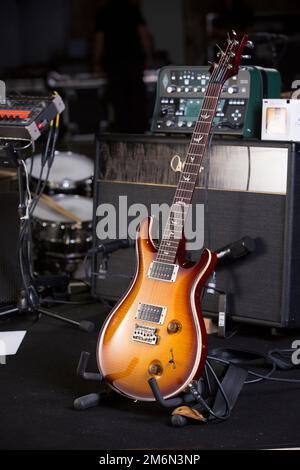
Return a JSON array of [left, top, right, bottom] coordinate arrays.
[[166, 85, 176, 93], [228, 86, 238, 94]]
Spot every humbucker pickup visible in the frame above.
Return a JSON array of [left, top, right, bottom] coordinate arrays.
[[147, 261, 179, 282], [132, 324, 158, 345], [136, 303, 167, 325]]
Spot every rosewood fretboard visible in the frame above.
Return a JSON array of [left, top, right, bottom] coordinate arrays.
[[156, 82, 223, 264]]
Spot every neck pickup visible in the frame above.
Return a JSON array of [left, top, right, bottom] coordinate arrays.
[[147, 261, 179, 282]]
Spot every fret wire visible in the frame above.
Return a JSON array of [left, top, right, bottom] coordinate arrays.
[[160, 240, 179, 246], [183, 162, 201, 167], [180, 170, 199, 175], [160, 244, 177, 253], [163, 227, 183, 233], [159, 246, 178, 252], [175, 188, 193, 193], [187, 152, 202, 157], [178, 180, 195, 186]]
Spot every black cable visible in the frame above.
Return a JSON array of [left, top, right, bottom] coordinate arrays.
[[17, 120, 59, 310], [245, 363, 276, 384], [31, 125, 53, 201], [208, 352, 300, 385], [195, 359, 231, 421]]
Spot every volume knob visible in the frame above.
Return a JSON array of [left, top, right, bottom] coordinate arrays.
[[167, 321, 181, 333]]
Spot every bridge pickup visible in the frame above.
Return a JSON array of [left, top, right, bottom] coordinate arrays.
[[147, 261, 179, 282], [136, 303, 167, 325], [132, 324, 158, 345]]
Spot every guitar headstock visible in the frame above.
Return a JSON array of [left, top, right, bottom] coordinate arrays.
[[210, 31, 251, 84]]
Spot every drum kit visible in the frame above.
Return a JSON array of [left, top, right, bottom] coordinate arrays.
[[26, 151, 94, 278]]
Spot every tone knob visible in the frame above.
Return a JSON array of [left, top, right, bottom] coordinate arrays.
[[187, 121, 193, 128], [166, 120, 174, 127], [167, 321, 181, 333]]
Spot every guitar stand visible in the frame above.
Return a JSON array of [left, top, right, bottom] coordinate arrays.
[[73, 351, 213, 427]]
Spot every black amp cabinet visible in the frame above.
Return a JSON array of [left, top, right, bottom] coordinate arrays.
[[92, 133, 300, 328]]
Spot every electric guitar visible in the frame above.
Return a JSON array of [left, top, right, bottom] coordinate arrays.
[[97, 32, 249, 401]]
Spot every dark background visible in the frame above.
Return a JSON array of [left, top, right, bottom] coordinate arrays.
[[1, 0, 300, 88]]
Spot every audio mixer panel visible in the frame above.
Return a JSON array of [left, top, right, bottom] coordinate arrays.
[[0, 94, 65, 141]]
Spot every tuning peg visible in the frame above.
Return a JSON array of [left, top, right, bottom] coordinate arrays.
[[246, 40, 254, 49], [241, 55, 251, 60], [216, 44, 225, 55]]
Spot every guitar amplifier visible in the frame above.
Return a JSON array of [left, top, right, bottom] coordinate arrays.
[[92, 133, 300, 328]]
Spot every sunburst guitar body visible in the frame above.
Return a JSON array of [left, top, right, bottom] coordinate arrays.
[[96, 31, 249, 402], [97, 217, 216, 401]]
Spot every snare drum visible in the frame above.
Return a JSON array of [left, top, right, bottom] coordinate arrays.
[[32, 194, 93, 275], [27, 151, 94, 196]]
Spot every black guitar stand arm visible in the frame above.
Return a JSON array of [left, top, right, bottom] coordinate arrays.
[[73, 351, 108, 411], [148, 378, 184, 408], [76, 351, 103, 381]]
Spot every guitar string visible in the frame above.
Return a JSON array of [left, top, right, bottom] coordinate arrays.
[[148, 40, 233, 315], [146, 41, 233, 313], [157, 41, 233, 264]]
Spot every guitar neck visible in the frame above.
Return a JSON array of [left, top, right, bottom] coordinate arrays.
[[156, 82, 223, 264]]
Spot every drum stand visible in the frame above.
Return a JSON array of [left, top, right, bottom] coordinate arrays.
[[0, 152, 94, 333]]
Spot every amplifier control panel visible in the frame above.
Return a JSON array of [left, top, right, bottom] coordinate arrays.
[[151, 66, 281, 138]]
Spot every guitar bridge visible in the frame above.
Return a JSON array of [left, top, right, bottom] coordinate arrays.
[[132, 324, 158, 345]]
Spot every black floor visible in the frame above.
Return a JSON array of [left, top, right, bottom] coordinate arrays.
[[1, 300, 300, 450]]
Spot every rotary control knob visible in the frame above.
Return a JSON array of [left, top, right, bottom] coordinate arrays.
[[166, 120, 174, 127], [167, 321, 181, 334], [166, 85, 176, 93], [187, 121, 193, 128], [228, 86, 238, 94]]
